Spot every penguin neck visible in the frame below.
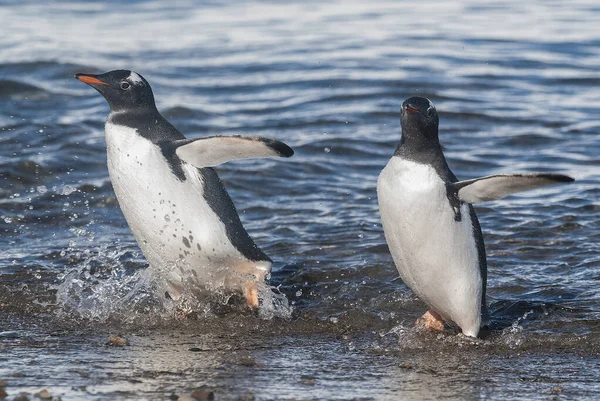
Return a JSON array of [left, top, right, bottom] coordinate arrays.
[[107, 106, 185, 143], [394, 130, 456, 182]]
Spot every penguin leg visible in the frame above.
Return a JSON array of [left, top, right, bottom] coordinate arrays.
[[225, 260, 270, 309], [416, 309, 446, 331], [243, 281, 259, 309], [242, 267, 270, 309]]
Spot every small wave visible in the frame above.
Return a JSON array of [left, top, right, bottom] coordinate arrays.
[[163, 106, 216, 120], [0, 79, 50, 99], [0, 160, 52, 185]]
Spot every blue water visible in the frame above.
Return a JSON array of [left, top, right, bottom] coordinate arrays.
[[1, 1, 599, 400]]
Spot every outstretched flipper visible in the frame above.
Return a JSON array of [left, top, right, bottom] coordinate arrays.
[[452, 173, 574, 204], [174, 135, 294, 168]]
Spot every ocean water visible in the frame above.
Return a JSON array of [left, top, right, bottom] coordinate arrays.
[[1, 0, 599, 400]]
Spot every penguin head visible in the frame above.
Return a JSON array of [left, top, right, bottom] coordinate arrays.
[[75, 70, 156, 112], [400, 96, 439, 140]]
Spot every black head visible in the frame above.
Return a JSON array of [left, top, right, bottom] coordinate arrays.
[[75, 70, 156, 113], [400, 96, 439, 142]]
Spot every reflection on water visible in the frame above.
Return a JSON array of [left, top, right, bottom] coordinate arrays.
[[0, 0, 599, 399]]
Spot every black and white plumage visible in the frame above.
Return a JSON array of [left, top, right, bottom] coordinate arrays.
[[377, 96, 574, 337], [75, 70, 294, 307]]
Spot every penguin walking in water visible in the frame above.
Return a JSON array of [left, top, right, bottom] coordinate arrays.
[[75, 70, 294, 308], [377, 96, 574, 337]]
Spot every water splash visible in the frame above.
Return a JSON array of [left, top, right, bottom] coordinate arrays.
[[54, 244, 166, 325], [501, 310, 533, 349], [54, 241, 293, 325], [258, 283, 293, 320]]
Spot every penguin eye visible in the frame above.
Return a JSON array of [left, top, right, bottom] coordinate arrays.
[[120, 82, 131, 90], [426, 107, 434, 117]]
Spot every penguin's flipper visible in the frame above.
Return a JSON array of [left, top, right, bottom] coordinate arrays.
[[453, 173, 574, 204], [174, 135, 294, 168]]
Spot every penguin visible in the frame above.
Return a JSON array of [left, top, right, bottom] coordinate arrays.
[[75, 70, 294, 308], [377, 96, 574, 337]]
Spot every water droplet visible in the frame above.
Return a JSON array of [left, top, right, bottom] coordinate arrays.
[[164, 215, 171, 222], [59, 185, 77, 196], [324, 147, 331, 153]]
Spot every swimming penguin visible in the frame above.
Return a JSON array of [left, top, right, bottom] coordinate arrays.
[[75, 70, 294, 308], [377, 96, 574, 337]]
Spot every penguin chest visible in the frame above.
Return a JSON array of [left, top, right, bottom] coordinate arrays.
[[103, 123, 251, 284], [377, 157, 482, 334]]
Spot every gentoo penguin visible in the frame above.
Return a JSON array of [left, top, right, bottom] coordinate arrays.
[[377, 96, 574, 337], [75, 70, 294, 308]]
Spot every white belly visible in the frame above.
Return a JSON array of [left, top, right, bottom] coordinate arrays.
[[377, 157, 482, 336], [105, 123, 270, 297]]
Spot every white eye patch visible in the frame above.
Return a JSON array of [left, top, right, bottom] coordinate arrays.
[[127, 71, 144, 85]]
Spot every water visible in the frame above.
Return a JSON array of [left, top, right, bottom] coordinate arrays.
[[1, 0, 599, 399]]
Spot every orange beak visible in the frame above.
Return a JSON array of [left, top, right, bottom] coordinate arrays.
[[75, 74, 109, 86]]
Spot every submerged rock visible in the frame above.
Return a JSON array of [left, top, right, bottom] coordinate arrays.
[[107, 334, 128, 347], [14, 393, 30, 401]]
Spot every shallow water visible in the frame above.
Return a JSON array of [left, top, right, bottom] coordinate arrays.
[[1, 0, 599, 400]]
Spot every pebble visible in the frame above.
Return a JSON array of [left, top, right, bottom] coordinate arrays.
[[189, 388, 214, 401], [107, 335, 128, 347], [299, 375, 316, 386], [177, 388, 214, 401], [237, 392, 255, 401], [236, 353, 259, 367], [34, 389, 52, 400], [69, 369, 89, 378]]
